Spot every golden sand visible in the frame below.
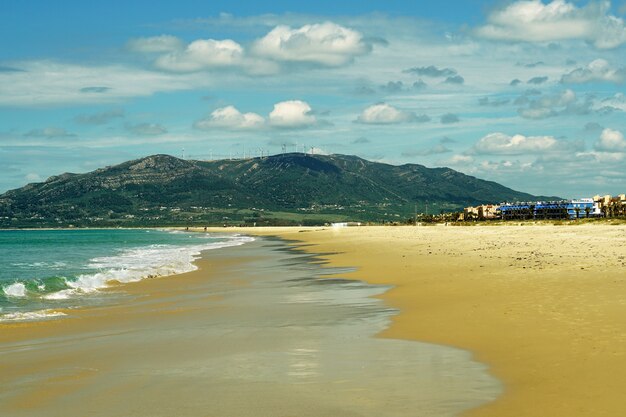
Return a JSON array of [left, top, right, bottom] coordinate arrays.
[[218, 224, 626, 416], [0, 236, 499, 416]]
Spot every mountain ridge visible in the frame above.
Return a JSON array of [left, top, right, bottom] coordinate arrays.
[[0, 153, 557, 227]]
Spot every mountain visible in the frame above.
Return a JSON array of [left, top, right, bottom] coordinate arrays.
[[0, 153, 553, 227]]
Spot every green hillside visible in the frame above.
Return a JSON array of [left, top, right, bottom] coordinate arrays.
[[0, 153, 553, 227]]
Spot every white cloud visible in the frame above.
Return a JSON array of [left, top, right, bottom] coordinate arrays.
[[441, 154, 474, 166], [473, 132, 577, 154], [194, 105, 265, 130], [355, 103, 417, 124], [561, 59, 626, 84], [0, 61, 205, 106], [598, 93, 626, 112], [269, 100, 317, 128], [127, 35, 184, 53], [25, 173, 42, 182], [477, 159, 533, 173], [476, 0, 626, 49], [24, 127, 75, 138], [517, 89, 592, 119], [252, 22, 371, 66], [594, 128, 626, 152], [155, 39, 244, 72]]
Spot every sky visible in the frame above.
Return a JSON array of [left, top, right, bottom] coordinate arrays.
[[1, 1, 625, 198]]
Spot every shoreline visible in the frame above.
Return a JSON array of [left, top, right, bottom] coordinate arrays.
[[202, 224, 626, 416], [0, 234, 500, 416]]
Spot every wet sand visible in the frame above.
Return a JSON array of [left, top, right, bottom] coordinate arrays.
[[220, 224, 626, 417], [0, 237, 499, 417]]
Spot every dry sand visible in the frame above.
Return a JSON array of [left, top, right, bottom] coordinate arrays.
[[214, 224, 626, 417], [0, 235, 500, 417]]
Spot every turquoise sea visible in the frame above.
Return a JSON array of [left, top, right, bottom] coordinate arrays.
[[0, 229, 253, 322]]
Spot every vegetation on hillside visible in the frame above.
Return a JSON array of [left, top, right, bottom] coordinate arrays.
[[0, 153, 554, 228]]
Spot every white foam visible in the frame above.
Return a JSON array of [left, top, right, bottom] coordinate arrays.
[[0, 309, 66, 322], [42, 289, 74, 300], [43, 235, 254, 299], [3, 282, 27, 298]]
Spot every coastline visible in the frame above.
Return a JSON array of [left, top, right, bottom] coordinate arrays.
[[0, 233, 500, 417], [207, 224, 626, 416]]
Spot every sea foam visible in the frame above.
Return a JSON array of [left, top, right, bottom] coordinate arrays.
[[0, 309, 66, 322], [3, 282, 27, 298], [43, 234, 254, 300]]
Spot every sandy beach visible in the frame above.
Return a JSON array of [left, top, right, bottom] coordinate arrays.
[[0, 234, 499, 417], [218, 224, 626, 416]]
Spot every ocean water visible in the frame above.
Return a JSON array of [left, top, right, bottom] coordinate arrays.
[[0, 229, 253, 322]]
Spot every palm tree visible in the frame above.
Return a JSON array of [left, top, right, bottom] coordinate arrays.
[[585, 206, 591, 218], [574, 207, 580, 219]]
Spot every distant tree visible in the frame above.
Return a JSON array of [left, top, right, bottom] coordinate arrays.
[[584, 206, 591, 218]]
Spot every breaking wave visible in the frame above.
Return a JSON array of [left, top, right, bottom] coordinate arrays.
[[41, 235, 255, 300]]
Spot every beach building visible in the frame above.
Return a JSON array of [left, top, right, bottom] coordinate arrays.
[[462, 206, 480, 220], [499, 202, 536, 220], [499, 201, 578, 220], [594, 194, 626, 217], [464, 193, 624, 221], [462, 204, 500, 220], [566, 198, 596, 219]]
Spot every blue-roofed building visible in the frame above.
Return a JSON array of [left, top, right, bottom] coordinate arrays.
[[566, 198, 595, 219], [500, 200, 587, 220], [499, 202, 535, 220]]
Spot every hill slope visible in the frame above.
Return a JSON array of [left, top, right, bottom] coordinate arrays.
[[0, 153, 552, 227]]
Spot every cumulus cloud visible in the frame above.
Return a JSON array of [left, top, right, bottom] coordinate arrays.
[[594, 128, 626, 152], [412, 79, 427, 89], [476, 0, 626, 49], [252, 22, 371, 66], [440, 113, 460, 124], [517, 89, 595, 119], [74, 108, 124, 125], [194, 105, 265, 130], [561, 59, 626, 84], [444, 75, 465, 85], [598, 93, 626, 112], [269, 100, 316, 128], [404, 66, 457, 77], [355, 103, 419, 124], [155, 39, 244, 72], [24, 127, 75, 138], [380, 81, 405, 93], [472, 132, 581, 154], [127, 35, 184, 53], [527, 76, 548, 85], [125, 123, 168, 136]]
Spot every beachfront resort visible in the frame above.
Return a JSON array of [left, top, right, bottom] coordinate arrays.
[[462, 193, 626, 221]]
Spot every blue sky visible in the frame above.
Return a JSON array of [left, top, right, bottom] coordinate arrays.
[[1, 1, 625, 197]]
